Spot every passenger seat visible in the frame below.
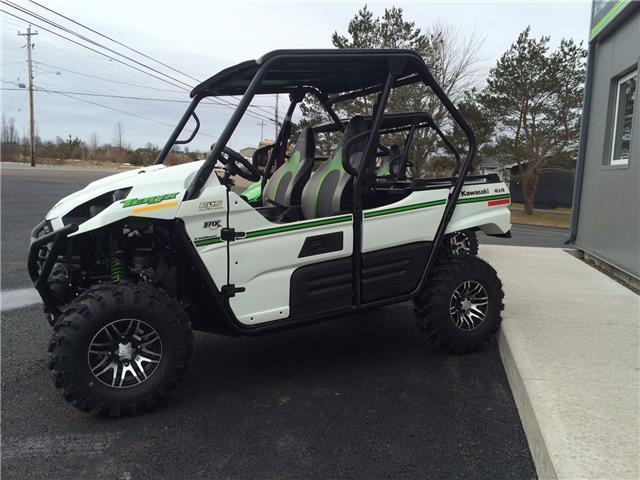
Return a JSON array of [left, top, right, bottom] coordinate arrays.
[[262, 127, 315, 207]]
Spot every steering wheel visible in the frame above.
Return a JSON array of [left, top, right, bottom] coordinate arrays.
[[210, 144, 261, 182]]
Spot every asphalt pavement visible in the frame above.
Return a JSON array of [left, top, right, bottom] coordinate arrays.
[[1, 165, 536, 480]]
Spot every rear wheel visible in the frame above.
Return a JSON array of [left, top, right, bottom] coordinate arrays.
[[447, 229, 478, 256], [48, 282, 193, 417], [413, 256, 503, 353]]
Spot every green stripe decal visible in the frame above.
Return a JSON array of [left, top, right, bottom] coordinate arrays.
[[193, 193, 510, 247], [194, 236, 223, 247], [364, 199, 446, 218], [590, 0, 631, 40], [457, 193, 511, 204], [193, 215, 352, 247], [244, 215, 352, 238]]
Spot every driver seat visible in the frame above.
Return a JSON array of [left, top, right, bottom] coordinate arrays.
[[262, 127, 315, 207], [300, 116, 369, 219]]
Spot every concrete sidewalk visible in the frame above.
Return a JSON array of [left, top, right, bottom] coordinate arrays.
[[480, 245, 640, 480]]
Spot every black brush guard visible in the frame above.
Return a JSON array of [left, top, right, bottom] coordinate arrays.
[[27, 219, 78, 316]]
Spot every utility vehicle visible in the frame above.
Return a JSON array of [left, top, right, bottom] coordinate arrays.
[[29, 49, 511, 417]]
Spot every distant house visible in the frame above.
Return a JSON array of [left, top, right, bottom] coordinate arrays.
[[240, 147, 257, 160], [477, 157, 508, 181], [509, 161, 576, 209]]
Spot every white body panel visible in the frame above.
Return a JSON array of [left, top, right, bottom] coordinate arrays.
[[362, 189, 448, 252], [225, 192, 353, 325], [42, 160, 510, 328], [45, 161, 212, 233]]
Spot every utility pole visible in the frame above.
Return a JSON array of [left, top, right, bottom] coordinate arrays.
[[18, 25, 37, 167], [274, 93, 279, 139], [257, 120, 265, 141]]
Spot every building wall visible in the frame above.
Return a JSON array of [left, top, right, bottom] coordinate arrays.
[[577, 9, 639, 278]]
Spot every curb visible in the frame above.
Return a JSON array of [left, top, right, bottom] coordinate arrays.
[[497, 328, 557, 480]]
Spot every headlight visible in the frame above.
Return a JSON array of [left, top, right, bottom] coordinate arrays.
[[62, 188, 132, 225]]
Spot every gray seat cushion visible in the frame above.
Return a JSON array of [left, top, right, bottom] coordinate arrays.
[[300, 116, 369, 219], [262, 127, 315, 207]]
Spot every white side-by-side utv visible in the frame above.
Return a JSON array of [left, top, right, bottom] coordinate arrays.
[[29, 49, 511, 416]]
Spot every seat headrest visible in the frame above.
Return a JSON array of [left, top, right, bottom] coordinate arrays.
[[340, 115, 369, 153], [293, 127, 315, 158], [389, 144, 402, 157]]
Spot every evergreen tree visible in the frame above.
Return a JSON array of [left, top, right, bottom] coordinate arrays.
[[299, 6, 482, 175], [478, 27, 586, 213]]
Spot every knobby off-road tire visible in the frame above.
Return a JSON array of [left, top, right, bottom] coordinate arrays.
[[48, 282, 193, 417], [414, 256, 504, 353], [447, 229, 479, 256]]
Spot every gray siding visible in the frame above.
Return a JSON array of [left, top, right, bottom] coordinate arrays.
[[577, 9, 640, 278]]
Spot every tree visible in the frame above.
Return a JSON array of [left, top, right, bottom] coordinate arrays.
[[1, 115, 19, 162], [446, 88, 497, 173], [298, 6, 484, 174], [113, 121, 124, 149], [89, 132, 100, 150], [478, 27, 587, 214]]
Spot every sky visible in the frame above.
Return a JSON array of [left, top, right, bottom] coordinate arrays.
[[1, 0, 593, 152]]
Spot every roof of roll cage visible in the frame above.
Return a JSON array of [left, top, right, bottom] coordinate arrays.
[[190, 49, 427, 98], [313, 112, 435, 134]]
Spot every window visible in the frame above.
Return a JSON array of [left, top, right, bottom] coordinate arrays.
[[610, 70, 637, 165]]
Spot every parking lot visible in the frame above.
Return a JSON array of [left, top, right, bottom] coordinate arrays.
[[1, 166, 536, 479]]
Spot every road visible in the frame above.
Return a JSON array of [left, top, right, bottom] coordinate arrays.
[[1, 165, 536, 480]]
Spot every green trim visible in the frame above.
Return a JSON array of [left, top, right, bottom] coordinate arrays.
[[193, 193, 510, 247], [364, 199, 446, 218], [194, 236, 223, 247], [457, 193, 510, 204], [590, 0, 631, 40], [245, 215, 351, 238], [193, 214, 352, 247], [264, 150, 301, 203]]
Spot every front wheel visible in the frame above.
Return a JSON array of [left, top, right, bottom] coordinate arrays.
[[413, 256, 504, 353], [48, 282, 193, 417]]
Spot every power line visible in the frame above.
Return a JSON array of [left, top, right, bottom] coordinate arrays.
[[33, 61, 185, 93], [0, 4, 277, 124], [2, 86, 190, 103], [5, 1, 277, 121], [27, 0, 203, 84], [9, 84, 248, 149], [4, 1, 195, 90]]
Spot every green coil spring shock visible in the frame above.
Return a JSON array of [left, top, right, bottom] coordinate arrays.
[[110, 254, 126, 284]]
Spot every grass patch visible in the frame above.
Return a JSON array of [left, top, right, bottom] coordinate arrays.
[[509, 203, 571, 229]]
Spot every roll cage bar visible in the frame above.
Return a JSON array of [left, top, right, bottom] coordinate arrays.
[[153, 49, 477, 313], [313, 111, 462, 177]]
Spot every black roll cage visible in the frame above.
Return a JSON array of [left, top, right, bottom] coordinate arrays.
[[314, 113, 462, 178], [149, 50, 477, 329]]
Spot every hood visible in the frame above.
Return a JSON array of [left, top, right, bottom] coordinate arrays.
[[46, 161, 207, 221]]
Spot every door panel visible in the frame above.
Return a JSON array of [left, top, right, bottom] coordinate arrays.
[[361, 242, 431, 303], [226, 192, 353, 325], [289, 256, 353, 317], [360, 189, 447, 303], [362, 189, 448, 253]]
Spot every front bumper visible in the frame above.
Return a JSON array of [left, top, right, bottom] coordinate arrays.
[[27, 220, 78, 316]]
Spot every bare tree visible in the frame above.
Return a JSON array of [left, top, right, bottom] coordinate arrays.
[[89, 132, 100, 150], [1, 115, 20, 162], [113, 122, 124, 149]]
